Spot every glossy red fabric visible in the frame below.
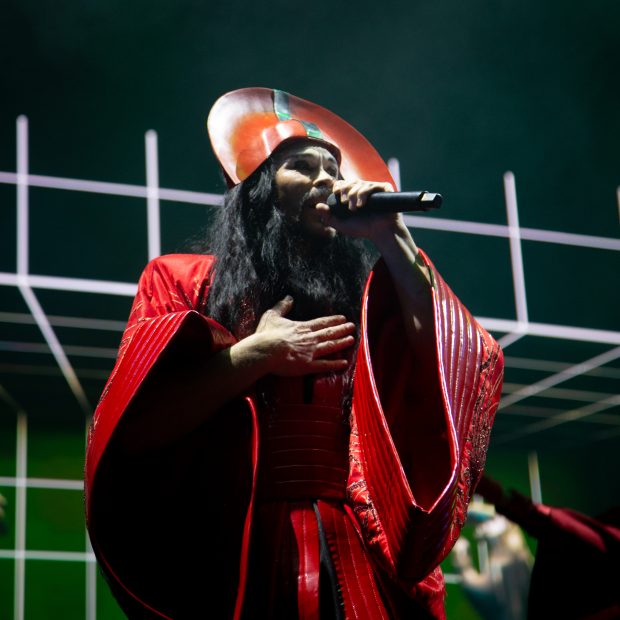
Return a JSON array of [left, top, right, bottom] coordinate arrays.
[[349, 256, 503, 591], [318, 501, 390, 619], [290, 505, 320, 620], [85, 252, 503, 618]]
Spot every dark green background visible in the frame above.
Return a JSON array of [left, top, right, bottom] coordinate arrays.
[[1, 1, 619, 618]]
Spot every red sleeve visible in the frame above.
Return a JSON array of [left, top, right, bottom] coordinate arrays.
[[84, 254, 255, 619], [347, 249, 504, 589], [85, 253, 236, 514]]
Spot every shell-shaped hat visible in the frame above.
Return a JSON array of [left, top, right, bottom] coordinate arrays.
[[207, 87, 395, 188]]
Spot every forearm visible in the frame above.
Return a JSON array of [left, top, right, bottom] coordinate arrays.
[[371, 220, 434, 346], [120, 333, 273, 454], [119, 301, 355, 453]]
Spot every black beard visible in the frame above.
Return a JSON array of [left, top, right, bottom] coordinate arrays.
[[245, 206, 372, 418], [252, 205, 372, 325]]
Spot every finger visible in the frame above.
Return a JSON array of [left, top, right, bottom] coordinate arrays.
[[302, 315, 353, 331], [335, 181, 360, 207], [313, 322, 356, 341], [355, 185, 377, 208], [340, 181, 393, 210], [355, 182, 394, 209], [345, 181, 365, 210], [269, 295, 294, 317], [333, 180, 355, 198], [314, 335, 355, 357], [356, 182, 393, 208]]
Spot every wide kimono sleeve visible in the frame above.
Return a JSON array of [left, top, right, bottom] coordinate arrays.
[[85, 254, 254, 619], [347, 249, 504, 594], [85, 253, 236, 495]]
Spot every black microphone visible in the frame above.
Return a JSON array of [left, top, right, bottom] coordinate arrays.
[[327, 191, 442, 218]]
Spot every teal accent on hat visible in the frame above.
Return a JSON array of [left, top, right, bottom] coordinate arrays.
[[274, 90, 292, 121], [274, 89, 324, 139], [300, 120, 323, 139]]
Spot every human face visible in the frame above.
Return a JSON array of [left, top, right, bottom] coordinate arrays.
[[273, 142, 340, 239]]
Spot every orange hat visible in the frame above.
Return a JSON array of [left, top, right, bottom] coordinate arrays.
[[207, 87, 395, 189]]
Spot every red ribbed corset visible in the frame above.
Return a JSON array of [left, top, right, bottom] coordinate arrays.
[[257, 403, 349, 501]]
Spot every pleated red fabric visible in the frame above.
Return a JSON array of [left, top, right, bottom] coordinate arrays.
[[318, 501, 389, 620], [348, 254, 503, 594]]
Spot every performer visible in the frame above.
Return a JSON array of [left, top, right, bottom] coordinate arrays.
[[451, 500, 533, 620], [476, 476, 620, 619], [85, 88, 504, 619]]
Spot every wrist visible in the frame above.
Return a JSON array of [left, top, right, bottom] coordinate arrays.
[[230, 332, 276, 376], [371, 217, 415, 254]]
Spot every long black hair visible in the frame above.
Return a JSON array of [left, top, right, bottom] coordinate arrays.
[[203, 159, 374, 338]]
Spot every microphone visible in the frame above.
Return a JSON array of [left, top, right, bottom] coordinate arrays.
[[327, 191, 442, 218]]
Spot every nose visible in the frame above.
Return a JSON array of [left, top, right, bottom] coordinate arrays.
[[314, 165, 335, 188]]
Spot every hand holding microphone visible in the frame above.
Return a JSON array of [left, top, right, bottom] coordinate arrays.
[[327, 190, 442, 218], [316, 180, 442, 242]]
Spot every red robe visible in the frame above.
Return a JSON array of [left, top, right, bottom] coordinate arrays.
[[85, 251, 503, 619]]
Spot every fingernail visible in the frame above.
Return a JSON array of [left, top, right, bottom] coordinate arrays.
[[285, 295, 293, 301]]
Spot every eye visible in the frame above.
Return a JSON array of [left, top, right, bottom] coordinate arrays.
[[291, 159, 312, 171]]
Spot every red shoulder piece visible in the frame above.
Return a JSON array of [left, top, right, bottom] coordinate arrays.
[[347, 250, 503, 589]]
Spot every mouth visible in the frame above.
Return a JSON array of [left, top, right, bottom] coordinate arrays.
[[303, 189, 332, 210]]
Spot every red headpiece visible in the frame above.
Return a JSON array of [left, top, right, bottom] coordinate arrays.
[[207, 87, 395, 189]]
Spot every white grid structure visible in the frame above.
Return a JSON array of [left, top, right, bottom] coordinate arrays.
[[1, 116, 619, 619]]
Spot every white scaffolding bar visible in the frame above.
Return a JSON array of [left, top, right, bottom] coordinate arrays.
[[387, 157, 401, 191], [14, 414, 27, 620], [16, 117, 29, 277], [12, 117, 94, 418], [145, 130, 161, 260], [499, 346, 620, 410], [528, 452, 543, 503]]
